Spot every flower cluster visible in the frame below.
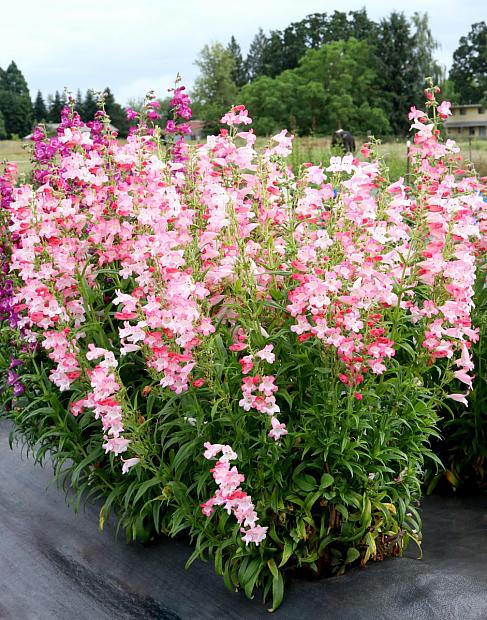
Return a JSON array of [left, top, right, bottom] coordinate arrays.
[[201, 442, 268, 545], [0, 163, 19, 328], [2, 81, 485, 588]]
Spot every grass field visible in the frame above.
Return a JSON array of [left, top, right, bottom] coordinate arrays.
[[285, 136, 487, 178], [0, 140, 31, 177], [1, 136, 486, 180]]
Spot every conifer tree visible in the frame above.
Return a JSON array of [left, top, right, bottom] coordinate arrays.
[[33, 90, 47, 122], [48, 91, 63, 122], [103, 87, 129, 137], [246, 28, 269, 81], [227, 36, 248, 87], [82, 90, 98, 122], [0, 61, 33, 137], [0, 109, 6, 139]]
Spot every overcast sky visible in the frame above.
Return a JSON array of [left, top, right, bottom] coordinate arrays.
[[1, 0, 485, 104]]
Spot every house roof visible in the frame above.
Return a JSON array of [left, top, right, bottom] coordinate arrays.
[[450, 103, 484, 109], [445, 120, 487, 128], [188, 120, 205, 130]]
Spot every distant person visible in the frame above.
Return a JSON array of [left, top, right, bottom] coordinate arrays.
[[331, 129, 355, 153]]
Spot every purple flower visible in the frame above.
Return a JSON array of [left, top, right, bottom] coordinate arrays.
[[13, 383, 25, 396], [126, 108, 138, 121], [7, 369, 20, 386]]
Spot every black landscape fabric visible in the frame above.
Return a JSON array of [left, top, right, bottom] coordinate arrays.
[[0, 419, 486, 620]]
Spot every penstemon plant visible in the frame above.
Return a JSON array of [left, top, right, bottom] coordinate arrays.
[[0, 79, 485, 610]]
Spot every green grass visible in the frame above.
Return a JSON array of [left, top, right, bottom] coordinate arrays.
[[1, 136, 486, 180], [0, 140, 31, 177]]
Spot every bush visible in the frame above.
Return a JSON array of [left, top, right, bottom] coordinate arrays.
[[0, 85, 485, 610], [428, 261, 487, 492]]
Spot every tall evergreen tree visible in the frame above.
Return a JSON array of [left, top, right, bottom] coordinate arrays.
[[0, 109, 6, 139], [245, 10, 379, 81], [33, 90, 47, 122], [1, 61, 30, 96], [103, 87, 129, 138], [0, 90, 33, 137], [262, 31, 285, 77], [75, 89, 83, 116], [48, 91, 64, 122], [450, 21, 487, 104], [375, 12, 419, 135], [246, 28, 270, 81], [280, 22, 308, 72], [192, 42, 238, 134], [0, 61, 33, 137], [411, 12, 442, 89], [82, 90, 98, 122], [227, 36, 248, 87]]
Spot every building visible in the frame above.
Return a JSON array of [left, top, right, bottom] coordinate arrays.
[[444, 104, 487, 138], [186, 120, 205, 141]]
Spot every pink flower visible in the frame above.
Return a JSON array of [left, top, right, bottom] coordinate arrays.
[[256, 344, 275, 364], [241, 525, 268, 546], [408, 106, 426, 121], [453, 369, 473, 389], [221, 105, 252, 126], [126, 108, 138, 120], [258, 375, 278, 396], [103, 436, 130, 455], [268, 416, 288, 441], [239, 355, 254, 375], [447, 393, 469, 407], [437, 101, 452, 119], [202, 443, 266, 546], [203, 442, 237, 461], [229, 342, 247, 352], [121, 457, 140, 474]]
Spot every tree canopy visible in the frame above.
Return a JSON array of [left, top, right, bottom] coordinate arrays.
[[450, 21, 487, 104], [193, 9, 447, 137]]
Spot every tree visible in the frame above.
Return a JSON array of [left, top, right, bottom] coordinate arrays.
[[192, 42, 238, 133], [240, 39, 390, 137], [227, 36, 248, 88], [75, 89, 83, 116], [0, 61, 33, 137], [280, 22, 309, 72], [0, 61, 30, 96], [0, 90, 33, 137], [33, 90, 47, 122], [411, 12, 442, 89], [48, 90, 64, 122], [296, 38, 389, 135], [103, 87, 129, 138], [244, 10, 378, 81], [246, 28, 269, 81], [0, 109, 6, 139], [375, 12, 420, 135], [82, 90, 98, 122], [450, 21, 487, 104]]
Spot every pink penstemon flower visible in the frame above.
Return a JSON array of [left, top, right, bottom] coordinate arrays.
[[201, 442, 267, 546]]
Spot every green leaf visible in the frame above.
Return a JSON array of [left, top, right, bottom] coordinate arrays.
[[345, 547, 361, 564], [279, 539, 294, 568], [133, 477, 162, 505], [269, 569, 284, 612], [320, 473, 334, 489]]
